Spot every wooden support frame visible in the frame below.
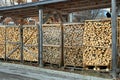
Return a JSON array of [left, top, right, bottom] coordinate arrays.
[[4, 27, 7, 61], [57, 11, 64, 67], [19, 19, 24, 63]]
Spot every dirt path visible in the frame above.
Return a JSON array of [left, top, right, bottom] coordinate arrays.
[[0, 62, 112, 80]]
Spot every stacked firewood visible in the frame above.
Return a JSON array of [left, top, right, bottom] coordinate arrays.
[[23, 46, 38, 61], [43, 46, 61, 64], [83, 46, 111, 66], [43, 25, 61, 45], [6, 27, 20, 60], [43, 24, 61, 64], [83, 20, 112, 47], [83, 19, 112, 67], [0, 27, 5, 58], [23, 26, 38, 61], [64, 23, 84, 67], [64, 46, 84, 66], [64, 23, 84, 46]]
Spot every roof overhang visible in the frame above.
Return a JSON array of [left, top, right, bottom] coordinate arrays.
[[0, 0, 120, 17]]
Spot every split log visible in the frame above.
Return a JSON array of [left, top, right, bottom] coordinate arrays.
[[43, 24, 61, 45], [23, 26, 38, 45], [64, 46, 84, 67], [64, 23, 84, 46], [6, 44, 20, 60], [6, 27, 20, 42], [0, 27, 5, 58], [23, 46, 38, 61], [23, 26, 38, 61], [83, 20, 112, 47], [6, 27, 20, 60], [43, 46, 61, 64], [83, 46, 112, 66]]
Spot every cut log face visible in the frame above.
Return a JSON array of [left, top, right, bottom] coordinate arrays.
[[43, 25, 61, 45], [83, 46, 112, 66], [6, 27, 20, 60], [83, 20, 112, 47], [23, 26, 38, 45], [43, 24, 61, 65], [43, 46, 61, 64], [0, 27, 5, 58], [64, 23, 84, 46], [64, 46, 84, 67], [23, 26, 38, 61], [6, 27, 20, 42], [23, 46, 38, 61], [64, 23, 84, 67]]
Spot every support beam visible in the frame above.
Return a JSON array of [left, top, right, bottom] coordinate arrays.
[[111, 0, 118, 78], [4, 27, 7, 61], [58, 12, 64, 66], [38, 9, 43, 67], [19, 19, 24, 63]]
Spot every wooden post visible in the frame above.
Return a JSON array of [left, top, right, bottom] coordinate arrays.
[[4, 27, 7, 61], [20, 19, 24, 63], [38, 9, 43, 67], [111, 0, 118, 78], [58, 12, 64, 66]]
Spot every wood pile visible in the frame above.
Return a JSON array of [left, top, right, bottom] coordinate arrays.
[[43, 24, 61, 45], [63, 23, 84, 67], [43, 24, 61, 65], [64, 46, 84, 67], [83, 20, 112, 47], [83, 46, 111, 66], [24, 46, 38, 61], [83, 19, 112, 68], [64, 23, 84, 46], [23, 26, 38, 61], [0, 27, 5, 58], [117, 18, 120, 68], [6, 44, 20, 60], [6, 27, 20, 60], [43, 46, 61, 64], [5, 26, 38, 61]]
